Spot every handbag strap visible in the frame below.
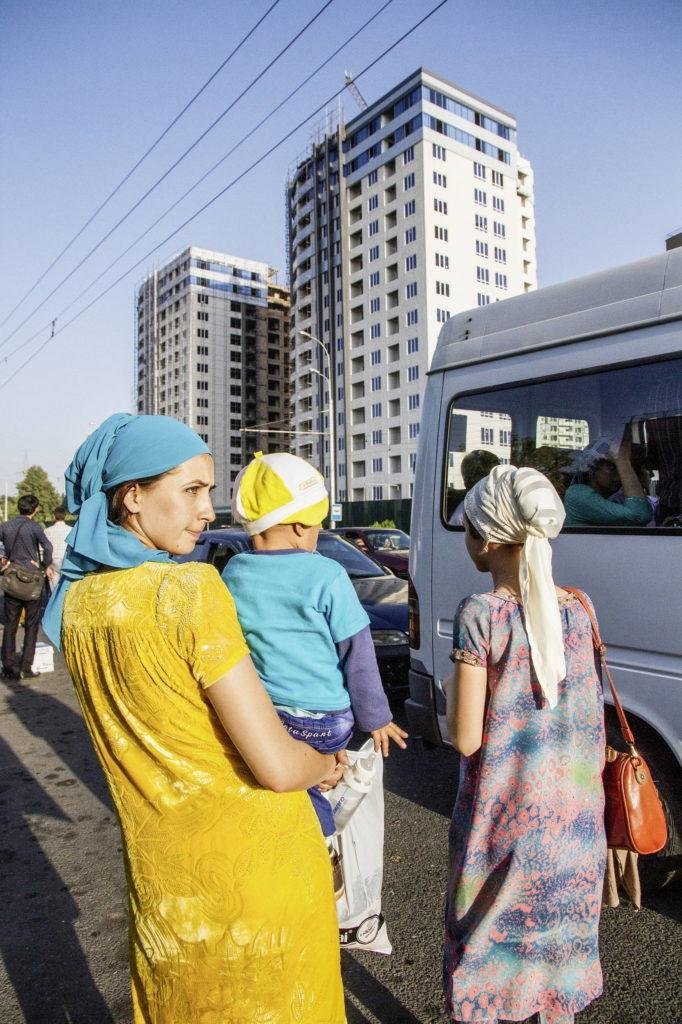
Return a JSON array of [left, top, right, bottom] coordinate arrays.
[[561, 586, 638, 753]]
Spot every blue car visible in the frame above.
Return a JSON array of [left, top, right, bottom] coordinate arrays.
[[177, 528, 409, 699]]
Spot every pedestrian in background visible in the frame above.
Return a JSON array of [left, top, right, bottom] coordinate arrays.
[[0, 494, 53, 680], [42, 413, 346, 1024], [443, 466, 605, 1024], [44, 504, 70, 589]]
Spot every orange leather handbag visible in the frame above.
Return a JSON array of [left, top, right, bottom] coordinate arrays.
[[563, 587, 668, 856]]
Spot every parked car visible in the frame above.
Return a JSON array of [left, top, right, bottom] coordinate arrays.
[[177, 528, 409, 699], [334, 527, 410, 579]]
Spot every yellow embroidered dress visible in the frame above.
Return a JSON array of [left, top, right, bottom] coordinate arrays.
[[62, 561, 345, 1024]]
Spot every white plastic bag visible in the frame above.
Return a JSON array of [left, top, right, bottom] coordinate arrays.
[[333, 739, 392, 954]]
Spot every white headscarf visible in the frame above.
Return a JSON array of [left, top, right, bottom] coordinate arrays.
[[464, 465, 566, 707]]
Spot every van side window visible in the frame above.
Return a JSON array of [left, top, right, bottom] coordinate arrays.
[[442, 357, 682, 532]]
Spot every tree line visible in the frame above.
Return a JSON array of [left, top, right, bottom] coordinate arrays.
[[2, 466, 68, 525]]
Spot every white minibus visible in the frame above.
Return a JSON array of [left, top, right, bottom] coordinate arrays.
[[408, 248, 682, 887]]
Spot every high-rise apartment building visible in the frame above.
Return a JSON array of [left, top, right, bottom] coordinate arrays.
[[287, 68, 536, 501], [135, 246, 290, 508]]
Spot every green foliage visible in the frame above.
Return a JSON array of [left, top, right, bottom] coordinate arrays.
[[16, 466, 62, 524], [370, 519, 396, 528]]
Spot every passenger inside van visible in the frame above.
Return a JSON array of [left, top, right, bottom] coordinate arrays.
[[562, 435, 652, 528], [449, 450, 500, 526]]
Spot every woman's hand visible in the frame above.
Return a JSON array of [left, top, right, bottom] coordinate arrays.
[[317, 750, 349, 792]]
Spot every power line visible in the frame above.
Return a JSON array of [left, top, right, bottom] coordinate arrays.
[[0, 0, 282, 332], [0, 0, 397, 365], [0, 0, 336, 352], [0, 0, 450, 392]]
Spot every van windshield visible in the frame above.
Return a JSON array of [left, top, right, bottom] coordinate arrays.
[[443, 356, 682, 532]]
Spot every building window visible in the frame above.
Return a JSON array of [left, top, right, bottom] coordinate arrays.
[[477, 292, 491, 306], [404, 199, 416, 216], [197, 328, 209, 338], [197, 310, 209, 321], [499, 429, 512, 445], [405, 253, 417, 271], [408, 365, 419, 382], [368, 219, 379, 236], [475, 213, 488, 231], [337, 386, 344, 400], [372, 485, 384, 499], [432, 143, 446, 160], [403, 146, 414, 164], [434, 198, 447, 214], [477, 266, 490, 283], [493, 220, 506, 237], [371, 349, 381, 365], [407, 336, 419, 354], [492, 195, 505, 212], [370, 297, 380, 313], [368, 194, 379, 210], [473, 161, 486, 179], [406, 309, 418, 326], [492, 170, 504, 187], [408, 393, 420, 410], [495, 272, 508, 289], [494, 246, 507, 263], [409, 452, 417, 472], [367, 168, 378, 185], [436, 308, 450, 323], [369, 270, 380, 286], [409, 422, 420, 439], [474, 188, 487, 205], [435, 252, 449, 269], [369, 245, 380, 261], [481, 427, 494, 444], [406, 281, 417, 299], [370, 323, 381, 339], [371, 402, 382, 418], [433, 171, 447, 187], [371, 376, 381, 391], [434, 225, 448, 241], [405, 226, 417, 244], [403, 172, 415, 189], [196, 380, 209, 391], [436, 280, 450, 296], [476, 240, 489, 257], [372, 429, 383, 443], [372, 457, 383, 473]]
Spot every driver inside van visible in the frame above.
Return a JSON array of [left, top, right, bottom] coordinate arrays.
[[563, 434, 652, 527]]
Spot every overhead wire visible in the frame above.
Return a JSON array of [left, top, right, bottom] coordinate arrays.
[[0, 0, 336, 351], [0, 0, 282, 331], [0, 0, 450, 392], [0, 0, 397, 365]]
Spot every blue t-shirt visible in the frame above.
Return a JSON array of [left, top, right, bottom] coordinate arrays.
[[222, 551, 369, 712]]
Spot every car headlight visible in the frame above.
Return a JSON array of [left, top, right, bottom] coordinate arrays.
[[371, 629, 409, 647]]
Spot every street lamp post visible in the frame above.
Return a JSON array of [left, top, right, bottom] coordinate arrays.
[[298, 330, 335, 525]]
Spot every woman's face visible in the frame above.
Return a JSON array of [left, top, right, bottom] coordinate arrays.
[[123, 453, 216, 554], [591, 458, 620, 497]]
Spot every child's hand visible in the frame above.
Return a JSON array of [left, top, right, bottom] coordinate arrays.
[[371, 721, 408, 757]]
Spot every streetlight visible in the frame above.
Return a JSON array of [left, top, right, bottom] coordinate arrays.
[[298, 329, 336, 525]]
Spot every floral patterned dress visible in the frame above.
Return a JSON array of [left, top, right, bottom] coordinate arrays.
[[444, 592, 606, 1023]]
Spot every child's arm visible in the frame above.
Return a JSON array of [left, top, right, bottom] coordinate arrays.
[[338, 626, 408, 756]]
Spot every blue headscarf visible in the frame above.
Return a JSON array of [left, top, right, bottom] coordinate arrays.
[[43, 413, 210, 648]]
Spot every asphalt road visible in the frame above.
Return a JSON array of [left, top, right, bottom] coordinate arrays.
[[1, 650, 680, 1024]]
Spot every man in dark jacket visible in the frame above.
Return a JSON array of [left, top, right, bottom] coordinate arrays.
[[0, 495, 53, 680]]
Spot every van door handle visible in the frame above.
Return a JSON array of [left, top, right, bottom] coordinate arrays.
[[437, 618, 454, 639]]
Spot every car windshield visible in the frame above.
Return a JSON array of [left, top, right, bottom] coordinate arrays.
[[317, 533, 387, 578], [365, 530, 410, 552]]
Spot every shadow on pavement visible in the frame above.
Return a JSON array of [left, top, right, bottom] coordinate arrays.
[[381, 710, 459, 819], [3, 676, 112, 811], [343, 952, 423, 1024], [0, 734, 114, 1023]]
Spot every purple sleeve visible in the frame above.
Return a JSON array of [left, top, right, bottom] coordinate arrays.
[[337, 625, 392, 732]]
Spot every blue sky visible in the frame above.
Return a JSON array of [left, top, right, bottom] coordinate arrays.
[[1, 0, 680, 492]]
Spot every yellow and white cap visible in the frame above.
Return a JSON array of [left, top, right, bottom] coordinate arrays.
[[232, 451, 329, 536]]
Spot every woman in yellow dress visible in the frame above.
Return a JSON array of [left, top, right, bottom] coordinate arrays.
[[43, 413, 346, 1024]]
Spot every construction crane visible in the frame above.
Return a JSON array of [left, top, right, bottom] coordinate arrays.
[[344, 72, 368, 112]]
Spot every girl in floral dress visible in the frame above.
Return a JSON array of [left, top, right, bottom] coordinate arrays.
[[443, 466, 606, 1024]]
